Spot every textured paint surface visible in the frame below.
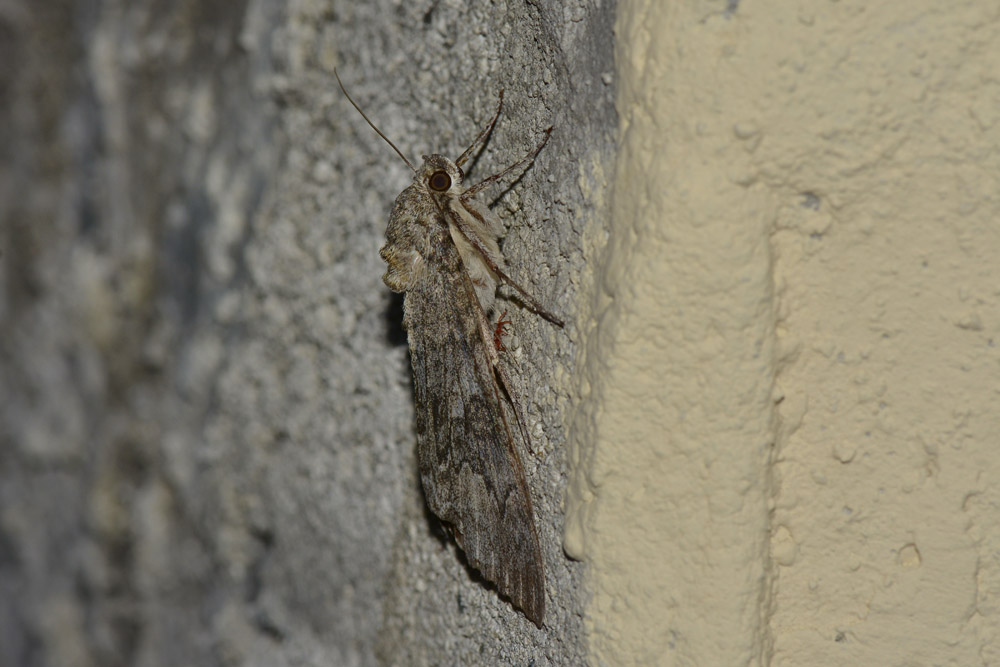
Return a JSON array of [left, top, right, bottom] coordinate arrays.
[[566, 2, 776, 664], [761, 3, 1000, 664], [568, 1, 1000, 665]]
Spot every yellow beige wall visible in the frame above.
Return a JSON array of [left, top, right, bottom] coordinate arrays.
[[566, 2, 1000, 664]]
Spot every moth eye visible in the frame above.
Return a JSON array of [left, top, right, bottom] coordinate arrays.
[[428, 170, 451, 192]]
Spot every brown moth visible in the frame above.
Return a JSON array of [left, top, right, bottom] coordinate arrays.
[[336, 70, 563, 627]]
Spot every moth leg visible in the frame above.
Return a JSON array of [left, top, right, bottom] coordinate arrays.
[[455, 90, 505, 169], [493, 310, 512, 351], [445, 209, 564, 327], [462, 281, 532, 450], [462, 269, 535, 457], [461, 127, 552, 200], [496, 265, 564, 327]]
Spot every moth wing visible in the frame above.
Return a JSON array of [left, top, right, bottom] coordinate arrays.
[[405, 241, 545, 627]]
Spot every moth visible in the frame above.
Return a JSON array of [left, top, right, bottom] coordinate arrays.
[[336, 70, 563, 627]]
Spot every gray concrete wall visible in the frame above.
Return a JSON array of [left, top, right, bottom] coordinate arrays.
[[0, 1, 614, 665]]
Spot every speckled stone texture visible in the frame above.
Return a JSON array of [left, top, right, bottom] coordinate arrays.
[[0, 1, 615, 665]]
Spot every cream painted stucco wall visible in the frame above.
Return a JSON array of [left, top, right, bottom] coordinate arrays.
[[566, 2, 1000, 665]]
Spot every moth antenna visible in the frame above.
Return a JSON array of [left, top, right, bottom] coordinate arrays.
[[335, 68, 417, 172]]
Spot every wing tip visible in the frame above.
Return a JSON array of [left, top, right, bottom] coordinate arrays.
[[498, 560, 546, 628], [524, 597, 545, 628], [453, 530, 546, 627]]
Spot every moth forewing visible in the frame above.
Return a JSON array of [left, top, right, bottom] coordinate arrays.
[[338, 71, 560, 627]]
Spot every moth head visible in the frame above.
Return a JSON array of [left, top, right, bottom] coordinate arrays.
[[417, 154, 464, 194]]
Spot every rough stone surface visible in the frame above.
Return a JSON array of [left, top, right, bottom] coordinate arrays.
[[0, 1, 615, 665]]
